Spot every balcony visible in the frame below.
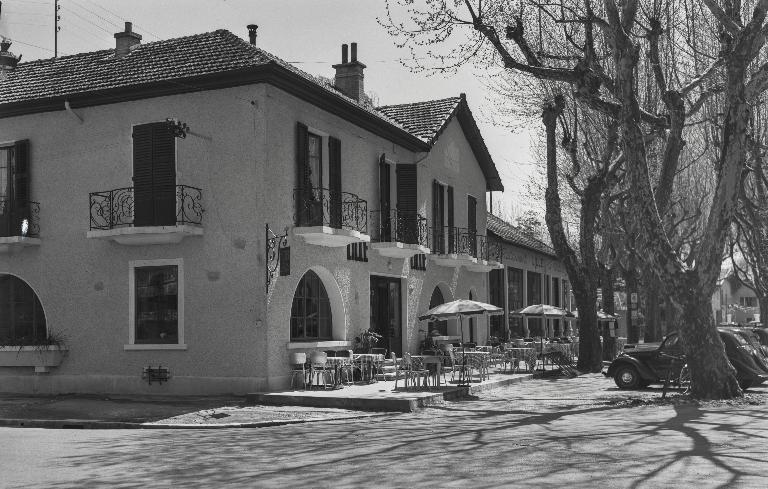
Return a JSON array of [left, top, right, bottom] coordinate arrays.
[[86, 185, 204, 245], [369, 209, 430, 259], [293, 187, 370, 247], [430, 227, 479, 268], [466, 234, 504, 273], [0, 201, 41, 253]]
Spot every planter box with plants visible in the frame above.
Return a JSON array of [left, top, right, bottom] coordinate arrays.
[[0, 333, 68, 372]]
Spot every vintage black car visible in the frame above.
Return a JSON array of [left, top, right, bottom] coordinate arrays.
[[605, 329, 768, 390]]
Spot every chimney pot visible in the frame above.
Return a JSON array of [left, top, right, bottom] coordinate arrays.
[[341, 44, 348, 64], [114, 21, 142, 57], [247, 24, 258, 45], [351, 42, 357, 62]]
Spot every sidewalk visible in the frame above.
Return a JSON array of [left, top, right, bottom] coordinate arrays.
[[0, 368, 536, 429]]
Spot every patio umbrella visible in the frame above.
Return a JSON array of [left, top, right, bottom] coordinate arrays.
[[418, 299, 503, 385], [511, 304, 576, 349]]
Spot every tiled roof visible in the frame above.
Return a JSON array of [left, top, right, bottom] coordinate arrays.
[[486, 212, 556, 257], [0, 29, 413, 139], [378, 95, 504, 191], [377, 97, 460, 144]]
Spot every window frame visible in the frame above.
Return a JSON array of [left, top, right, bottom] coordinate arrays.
[[125, 258, 186, 350], [0, 274, 47, 345]]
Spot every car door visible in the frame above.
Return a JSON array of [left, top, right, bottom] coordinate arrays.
[[649, 333, 684, 378]]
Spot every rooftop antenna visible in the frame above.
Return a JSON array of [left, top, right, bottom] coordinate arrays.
[[54, 0, 61, 57]]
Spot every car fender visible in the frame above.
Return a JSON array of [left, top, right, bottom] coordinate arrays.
[[607, 356, 657, 381]]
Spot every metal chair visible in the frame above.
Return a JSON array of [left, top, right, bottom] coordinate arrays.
[[309, 350, 334, 389], [289, 352, 308, 390], [403, 352, 430, 390]]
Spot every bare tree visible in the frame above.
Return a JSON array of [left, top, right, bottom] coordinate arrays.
[[384, 0, 768, 398]]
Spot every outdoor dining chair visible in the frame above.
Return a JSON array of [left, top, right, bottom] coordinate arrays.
[[309, 350, 334, 389], [289, 352, 308, 390], [403, 352, 430, 390]]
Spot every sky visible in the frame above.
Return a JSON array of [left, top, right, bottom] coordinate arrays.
[[0, 0, 542, 218]]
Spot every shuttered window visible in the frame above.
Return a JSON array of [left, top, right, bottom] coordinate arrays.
[[467, 195, 477, 255], [328, 136, 342, 228], [432, 180, 444, 254], [379, 155, 391, 241], [396, 164, 417, 244], [0, 140, 31, 237], [132, 122, 176, 227], [447, 185, 454, 253]]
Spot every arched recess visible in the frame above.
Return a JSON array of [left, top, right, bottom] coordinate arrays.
[[289, 266, 346, 341], [427, 282, 453, 337], [0, 274, 47, 344]]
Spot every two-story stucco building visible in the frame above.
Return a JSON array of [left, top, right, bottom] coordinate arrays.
[[0, 24, 504, 395]]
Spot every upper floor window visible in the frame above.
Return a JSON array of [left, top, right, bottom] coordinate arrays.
[[132, 122, 176, 227], [0, 140, 34, 238], [0, 274, 46, 345], [740, 296, 757, 308]]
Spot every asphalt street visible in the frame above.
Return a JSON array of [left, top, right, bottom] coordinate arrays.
[[2, 374, 767, 488]]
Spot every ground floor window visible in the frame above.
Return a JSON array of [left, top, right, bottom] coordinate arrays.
[[0, 274, 46, 345], [291, 270, 332, 341], [129, 259, 184, 347]]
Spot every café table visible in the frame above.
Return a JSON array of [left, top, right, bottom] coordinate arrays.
[[458, 351, 490, 383], [324, 356, 352, 386], [504, 347, 537, 372], [353, 353, 384, 383], [410, 355, 443, 388]]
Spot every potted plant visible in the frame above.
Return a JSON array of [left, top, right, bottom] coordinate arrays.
[[353, 329, 383, 354], [0, 330, 69, 371]]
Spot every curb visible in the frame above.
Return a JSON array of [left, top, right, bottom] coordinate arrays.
[[0, 412, 394, 430]]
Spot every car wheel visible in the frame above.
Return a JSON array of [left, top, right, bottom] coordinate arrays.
[[614, 365, 640, 389], [739, 380, 752, 391]]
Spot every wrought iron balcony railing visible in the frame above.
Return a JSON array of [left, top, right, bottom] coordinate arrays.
[[370, 209, 429, 248], [89, 185, 204, 230], [0, 200, 40, 238], [294, 187, 368, 234], [478, 234, 503, 262], [432, 226, 487, 258]]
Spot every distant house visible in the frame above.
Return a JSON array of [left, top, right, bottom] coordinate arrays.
[[0, 24, 504, 395], [714, 273, 760, 324]]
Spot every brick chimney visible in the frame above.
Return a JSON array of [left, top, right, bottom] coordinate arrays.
[[333, 43, 366, 102], [114, 22, 141, 57]]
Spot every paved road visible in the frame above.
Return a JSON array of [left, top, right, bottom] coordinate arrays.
[[3, 374, 768, 488]]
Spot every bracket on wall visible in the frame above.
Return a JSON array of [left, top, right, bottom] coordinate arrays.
[[166, 118, 190, 138], [266, 223, 290, 293]]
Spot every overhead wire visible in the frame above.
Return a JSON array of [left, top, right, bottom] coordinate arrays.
[[80, 0, 162, 41]]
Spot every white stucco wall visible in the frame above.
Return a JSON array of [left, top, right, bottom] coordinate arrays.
[[0, 82, 496, 394]]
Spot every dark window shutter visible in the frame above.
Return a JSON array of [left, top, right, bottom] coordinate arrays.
[[296, 122, 309, 225], [396, 164, 417, 244], [432, 180, 441, 253], [467, 195, 477, 255], [12, 140, 30, 234], [328, 136, 342, 228], [133, 122, 175, 226], [447, 185, 454, 253], [132, 124, 155, 226], [152, 123, 176, 226], [379, 155, 391, 240]]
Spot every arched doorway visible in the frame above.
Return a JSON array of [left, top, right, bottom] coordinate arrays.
[[290, 270, 332, 341], [0, 274, 46, 344], [428, 286, 447, 336]]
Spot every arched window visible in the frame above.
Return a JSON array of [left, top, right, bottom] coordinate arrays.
[[291, 270, 332, 341], [429, 286, 447, 336], [0, 275, 46, 344]]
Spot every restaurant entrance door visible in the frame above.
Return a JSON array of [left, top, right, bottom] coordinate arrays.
[[370, 276, 402, 357]]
